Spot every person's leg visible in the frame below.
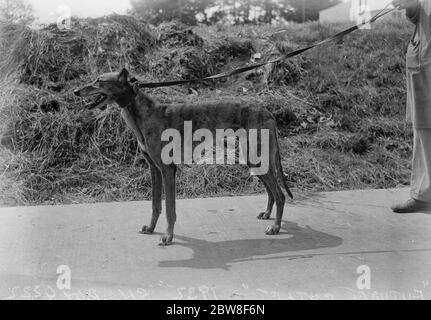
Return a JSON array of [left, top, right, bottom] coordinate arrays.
[[392, 128, 431, 213], [411, 128, 431, 202]]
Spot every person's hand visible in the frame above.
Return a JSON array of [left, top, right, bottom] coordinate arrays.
[[393, 0, 418, 9]]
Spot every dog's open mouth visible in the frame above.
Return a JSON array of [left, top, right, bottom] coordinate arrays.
[[86, 93, 108, 109]]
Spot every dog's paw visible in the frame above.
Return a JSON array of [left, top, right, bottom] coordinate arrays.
[[265, 225, 281, 235], [140, 225, 155, 235], [257, 211, 271, 220], [159, 234, 173, 246]]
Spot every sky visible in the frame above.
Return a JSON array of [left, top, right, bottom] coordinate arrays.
[[28, 0, 131, 23]]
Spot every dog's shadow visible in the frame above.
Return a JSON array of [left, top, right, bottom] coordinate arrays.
[[159, 221, 343, 270]]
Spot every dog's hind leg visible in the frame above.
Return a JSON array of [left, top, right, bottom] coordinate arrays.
[[141, 164, 163, 234], [257, 175, 275, 220], [261, 170, 285, 235], [159, 165, 177, 246]]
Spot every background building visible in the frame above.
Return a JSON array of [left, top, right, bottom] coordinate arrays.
[[320, 0, 404, 24]]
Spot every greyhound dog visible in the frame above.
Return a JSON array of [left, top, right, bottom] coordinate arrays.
[[74, 68, 293, 246]]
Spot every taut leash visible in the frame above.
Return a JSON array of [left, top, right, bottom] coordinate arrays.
[[133, 2, 396, 89]]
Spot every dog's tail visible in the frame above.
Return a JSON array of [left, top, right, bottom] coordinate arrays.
[[275, 131, 294, 200]]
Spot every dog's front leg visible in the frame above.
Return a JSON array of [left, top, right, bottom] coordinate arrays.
[[159, 165, 177, 246], [141, 164, 163, 234]]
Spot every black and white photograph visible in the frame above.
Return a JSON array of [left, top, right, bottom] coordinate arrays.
[[0, 0, 430, 305]]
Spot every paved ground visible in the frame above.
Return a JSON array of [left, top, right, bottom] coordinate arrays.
[[0, 188, 431, 300]]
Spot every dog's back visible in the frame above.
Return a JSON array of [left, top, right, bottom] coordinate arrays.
[[156, 99, 277, 132]]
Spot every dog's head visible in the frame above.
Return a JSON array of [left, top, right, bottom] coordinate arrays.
[[74, 68, 136, 109]]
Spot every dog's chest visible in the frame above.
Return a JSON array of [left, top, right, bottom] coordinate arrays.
[[121, 109, 147, 152]]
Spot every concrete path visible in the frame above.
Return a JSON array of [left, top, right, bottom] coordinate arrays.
[[0, 188, 431, 300]]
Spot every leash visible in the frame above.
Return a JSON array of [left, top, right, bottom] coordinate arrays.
[[133, 2, 396, 89]]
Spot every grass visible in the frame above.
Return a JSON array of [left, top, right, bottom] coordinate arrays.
[[0, 16, 414, 207]]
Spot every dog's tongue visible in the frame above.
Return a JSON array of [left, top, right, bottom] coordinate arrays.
[[86, 95, 105, 109]]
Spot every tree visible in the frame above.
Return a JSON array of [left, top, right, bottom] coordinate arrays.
[[186, 0, 216, 25], [130, 0, 341, 26], [282, 0, 341, 23], [130, 0, 215, 25], [130, 0, 179, 24], [209, 0, 283, 25], [264, 0, 273, 23], [0, 0, 34, 25]]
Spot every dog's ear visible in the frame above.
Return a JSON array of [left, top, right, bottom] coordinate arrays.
[[118, 68, 129, 84], [132, 83, 140, 94]]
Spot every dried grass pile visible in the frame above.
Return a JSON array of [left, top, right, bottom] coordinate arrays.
[[0, 15, 157, 88], [156, 20, 204, 47], [265, 41, 305, 86], [150, 22, 255, 81]]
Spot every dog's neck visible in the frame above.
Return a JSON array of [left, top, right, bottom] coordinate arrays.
[[116, 87, 155, 112], [115, 86, 138, 109]]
